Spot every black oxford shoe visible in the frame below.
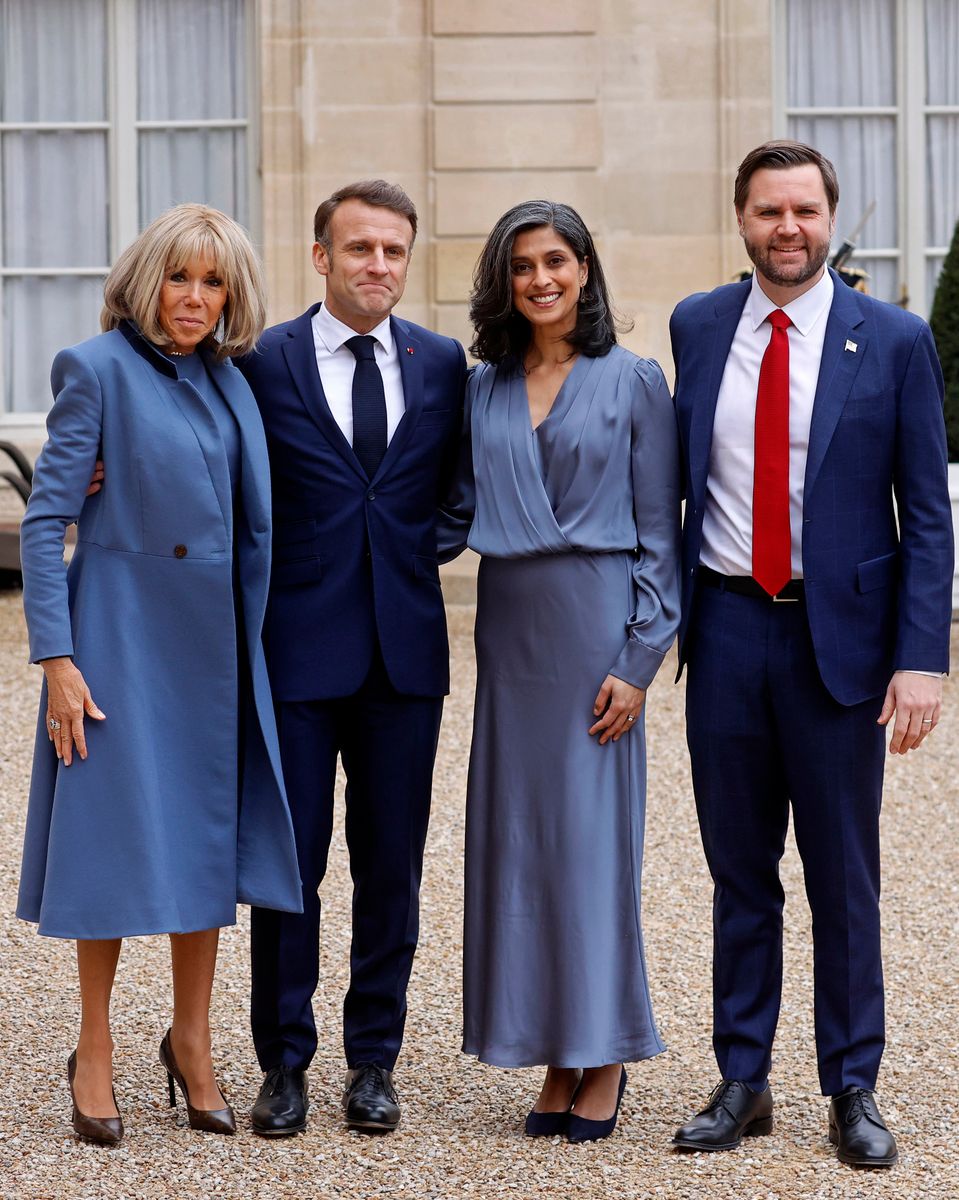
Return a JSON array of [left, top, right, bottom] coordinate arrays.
[[250, 1066, 309, 1136], [343, 1064, 400, 1132], [673, 1080, 774, 1151], [829, 1087, 898, 1167]]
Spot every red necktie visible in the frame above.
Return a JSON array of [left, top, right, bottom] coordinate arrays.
[[752, 309, 792, 596]]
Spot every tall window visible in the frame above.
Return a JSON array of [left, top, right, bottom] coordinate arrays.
[[0, 0, 254, 417], [776, 0, 959, 315]]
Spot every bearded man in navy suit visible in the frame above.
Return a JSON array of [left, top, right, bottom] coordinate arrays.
[[238, 181, 466, 1135], [670, 142, 952, 1167]]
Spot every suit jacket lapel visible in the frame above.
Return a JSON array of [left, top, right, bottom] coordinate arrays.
[[689, 282, 750, 509], [373, 316, 423, 482], [280, 304, 367, 482], [804, 271, 867, 502]]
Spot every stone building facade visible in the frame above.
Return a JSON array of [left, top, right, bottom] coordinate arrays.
[[259, 0, 772, 374]]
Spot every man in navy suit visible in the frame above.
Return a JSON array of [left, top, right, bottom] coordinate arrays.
[[669, 142, 952, 1166], [238, 181, 466, 1135]]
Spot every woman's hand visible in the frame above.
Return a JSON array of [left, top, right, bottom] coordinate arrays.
[[589, 675, 646, 745], [41, 657, 105, 766]]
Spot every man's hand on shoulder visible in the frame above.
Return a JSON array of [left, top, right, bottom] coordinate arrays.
[[877, 670, 943, 755], [86, 459, 104, 496]]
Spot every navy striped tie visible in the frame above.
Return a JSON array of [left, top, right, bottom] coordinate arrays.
[[346, 335, 387, 480]]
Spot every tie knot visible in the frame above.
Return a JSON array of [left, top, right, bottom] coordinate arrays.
[[767, 309, 791, 331], [345, 335, 377, 362]]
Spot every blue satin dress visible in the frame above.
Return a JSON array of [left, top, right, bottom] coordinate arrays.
[[440, 346, 682, 1067]]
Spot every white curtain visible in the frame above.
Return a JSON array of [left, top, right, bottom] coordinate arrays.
[[0, 0, 106, 121], [139, 128, 249, 229], [926, 0, 959, 308], [787, 0, 896, 107], [0, 0, 249, 413], [0, 0, 108, 412], [786, 0, 899, 302], [137, 0, 248, 227]]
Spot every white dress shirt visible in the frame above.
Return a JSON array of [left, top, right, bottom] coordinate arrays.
[[311, 303, 405, 445], [700, 269, 833, 579]]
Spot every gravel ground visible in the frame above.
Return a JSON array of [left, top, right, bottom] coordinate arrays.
[[0, 587, 956, 1200]]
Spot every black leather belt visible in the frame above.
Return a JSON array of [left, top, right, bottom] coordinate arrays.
[[699, 565, 804, 603]]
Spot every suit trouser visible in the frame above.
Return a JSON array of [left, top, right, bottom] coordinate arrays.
[[684, 584, 886, 1096], [250, 651, 443, 1072]]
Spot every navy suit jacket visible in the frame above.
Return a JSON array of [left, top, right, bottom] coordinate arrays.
[[671, 269, 953, 707], [238, 304, 466, 701]]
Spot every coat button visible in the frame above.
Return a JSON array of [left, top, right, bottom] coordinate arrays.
[[367, 491, 376, 501], [174, 544, 188, 558]]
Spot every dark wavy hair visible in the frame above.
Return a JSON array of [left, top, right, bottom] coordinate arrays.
[[469, 201, 627, 365]]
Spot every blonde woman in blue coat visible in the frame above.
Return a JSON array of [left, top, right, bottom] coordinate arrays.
[[17, 204, 302, 1145]]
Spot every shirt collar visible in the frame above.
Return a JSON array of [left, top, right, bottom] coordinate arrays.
[[747, 267, 834, 337], [313, 303, 394, 356]]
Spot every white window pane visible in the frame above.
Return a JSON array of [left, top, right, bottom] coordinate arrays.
[[2, 276, 104, 413], [928, 255, 946, 311], [2, 132, 109, 267], [787, 0, 896, 107], [137, 0, 247, 120], [925, 0, 959, 105], [788, 116, 898, 250], [139, 129, 248, 227], [0, 0, 107, 122], [846, 257, 900, 305], [927, 115, 959, 248]]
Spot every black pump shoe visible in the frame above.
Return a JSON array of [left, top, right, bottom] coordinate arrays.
[[829, 1087, 898, 1167], [525, 1073, 583, 1137], [566, 1067, 627, 1144]]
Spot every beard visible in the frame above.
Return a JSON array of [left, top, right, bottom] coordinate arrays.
[[745, 234, 831, 290]]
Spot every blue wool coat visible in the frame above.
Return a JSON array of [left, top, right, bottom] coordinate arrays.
[[17, 323, 302, 938]]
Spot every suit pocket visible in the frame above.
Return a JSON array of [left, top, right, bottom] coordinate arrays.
[[856, 551, 898, 594], [417, 408, 456, 426], [271, 556, 323, 587]]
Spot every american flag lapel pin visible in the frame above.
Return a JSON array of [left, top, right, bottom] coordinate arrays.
[[406, 346, 414, 355], [844, 339, 858, 353]]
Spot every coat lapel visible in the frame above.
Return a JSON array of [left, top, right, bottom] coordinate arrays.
[[204, 353, 270, 537], [688, 282, 750, 509], [280, 304, 367, 482], [803, 271, 868, 502]]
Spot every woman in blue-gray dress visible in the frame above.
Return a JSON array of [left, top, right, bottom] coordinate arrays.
[[17, 205, 301, 1144], [439, 202, 681, 1143]]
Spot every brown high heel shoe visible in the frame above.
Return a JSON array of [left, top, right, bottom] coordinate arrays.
[[159, 1030, 235, 1135], [67, 1051, 123, 1146]]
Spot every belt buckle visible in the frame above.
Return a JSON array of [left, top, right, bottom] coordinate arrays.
[[772, 589, 798, 603]]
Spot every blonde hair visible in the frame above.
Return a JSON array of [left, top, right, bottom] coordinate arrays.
[[101, 204, 266, 359]]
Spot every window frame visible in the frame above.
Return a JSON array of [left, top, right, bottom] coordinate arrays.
[[772, 0, 959, 318], [0, 0, 260, 427]]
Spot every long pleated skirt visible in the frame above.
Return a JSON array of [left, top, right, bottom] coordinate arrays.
[[462, 550, 665, 1067]]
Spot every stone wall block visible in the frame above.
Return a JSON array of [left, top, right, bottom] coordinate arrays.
[[430, 0, 597, 35], [434, 104, 600, 170], [435, 170, 601, 236], [433, 240, 485, 303], [433, 36, 597, 103]]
